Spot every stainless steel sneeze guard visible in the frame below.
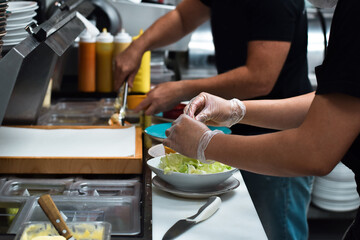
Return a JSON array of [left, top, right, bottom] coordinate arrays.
[[0, 0, 95, 125]]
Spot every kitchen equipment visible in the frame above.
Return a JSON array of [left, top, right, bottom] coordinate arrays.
[[95, 28, 114, 93], [113, 28, 131, 55], [4, 1, 38, 47], [162, 196, 221, 240], [0, 126, 143, 174], [0, 197, 26, 233], [147, 156, 238, 191], [127, 94, 146, 110], [0, 0, 95, 125], [118, 80, 129, 126], [78, 30, 96, 92], [38, 194, 75, 240], [10, 195, 141, 235], [312, 162, 360, 212], [68, 178, 141, 197], [0, 178, 73, 199], [152, 175, 239, 199], [130, 29, 151, 94], [15, 221, 111, 240], [148, 143, 166, 158], [0, 0, 8, 58], [144, 123, 231, 142]]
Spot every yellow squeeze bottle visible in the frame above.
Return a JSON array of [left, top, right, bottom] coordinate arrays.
[[131, 29, 151, 94]]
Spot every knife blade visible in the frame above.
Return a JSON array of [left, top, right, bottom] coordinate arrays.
[[162, 196, 221, 240], [38, 194, 75, 240]]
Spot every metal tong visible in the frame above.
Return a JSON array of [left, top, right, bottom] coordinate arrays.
[[118, 79, 128, 126]]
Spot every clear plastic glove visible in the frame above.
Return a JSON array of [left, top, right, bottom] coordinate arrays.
[[184, 92, 246, 127], [164, 114, 224, 163], [164, 114, 210, 160], [113, 45, 143, 90]]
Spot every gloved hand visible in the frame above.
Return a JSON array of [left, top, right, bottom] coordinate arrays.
[[164, 114, 224, 163], [184, 92, 246, 127]]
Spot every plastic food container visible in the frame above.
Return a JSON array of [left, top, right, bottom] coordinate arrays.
[[127, 95, 146, 110], [0, 178, 6, 192], [68, 179, 141, 197], [98, 98, 116, 107], [0, 198, 26, 233], [94, 106, 115, 120], [38, 113, 97, 126], [9, 196, 140, 236], [52, 102, 99, 115], [0, 179, 73, 199], [14, 221, 111, 240]]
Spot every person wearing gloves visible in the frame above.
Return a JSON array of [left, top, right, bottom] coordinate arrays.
[[114, 0, 313, 239], [163, 0, 360, 238]]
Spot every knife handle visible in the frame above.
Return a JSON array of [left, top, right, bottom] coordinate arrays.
[[189, 196, 221, 223], [38, 194, 73, 240]]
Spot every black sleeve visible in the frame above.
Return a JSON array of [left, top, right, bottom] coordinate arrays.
[[200, 0, 211, 7], [315, 0, 360, 98], [248, 0, 303, 42]]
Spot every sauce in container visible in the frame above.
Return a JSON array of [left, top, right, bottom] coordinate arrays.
[[78, 30, 96, 92], [113, 29, 132, 56], [96, 28, 114, 93]]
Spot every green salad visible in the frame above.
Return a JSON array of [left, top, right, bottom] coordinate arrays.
[[159, 153, 232, 174]]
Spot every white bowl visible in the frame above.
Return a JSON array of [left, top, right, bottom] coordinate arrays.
[[7, 1, 38, 13], [3, 31, 28, 40], [147, 156, 238, 191]]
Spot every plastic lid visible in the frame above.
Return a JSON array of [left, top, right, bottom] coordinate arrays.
[[79, 30, 96, 43], [114, 29, 132, 43], [96, 28, 114, 43]]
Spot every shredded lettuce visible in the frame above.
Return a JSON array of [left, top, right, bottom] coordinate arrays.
[[159, 153, 232, 174]]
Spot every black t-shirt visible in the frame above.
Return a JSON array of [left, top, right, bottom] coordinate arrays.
[[315, 0, 360, 212], [200, 0, 312, 135]]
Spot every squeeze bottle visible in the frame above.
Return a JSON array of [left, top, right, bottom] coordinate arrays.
[[78, 30, 96, 92], [96, 28, 114, 93], [114, 29, 132, 56], [131, 29, 151, 94]]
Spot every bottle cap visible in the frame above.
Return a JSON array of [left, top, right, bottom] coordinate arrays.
[[96, 28, 114, 43], [80, 30, 96, 43], [114, 29, 132, 43]]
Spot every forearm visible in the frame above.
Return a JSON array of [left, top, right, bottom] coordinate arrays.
[[180, 67, 276, 102], [240, 92, 315, 130], [204, 93, 360, 177], [180, 41, 291, 101], [130, 0, 209, 53], [206, 130, 314, 177]]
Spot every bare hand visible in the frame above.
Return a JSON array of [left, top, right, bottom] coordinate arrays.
[[134, 81, 187, 115], [113, 46, 143, 90]]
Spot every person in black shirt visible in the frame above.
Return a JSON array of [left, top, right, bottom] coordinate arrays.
[[163, 0, 360, 238], [114, 1, 313, 239]]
